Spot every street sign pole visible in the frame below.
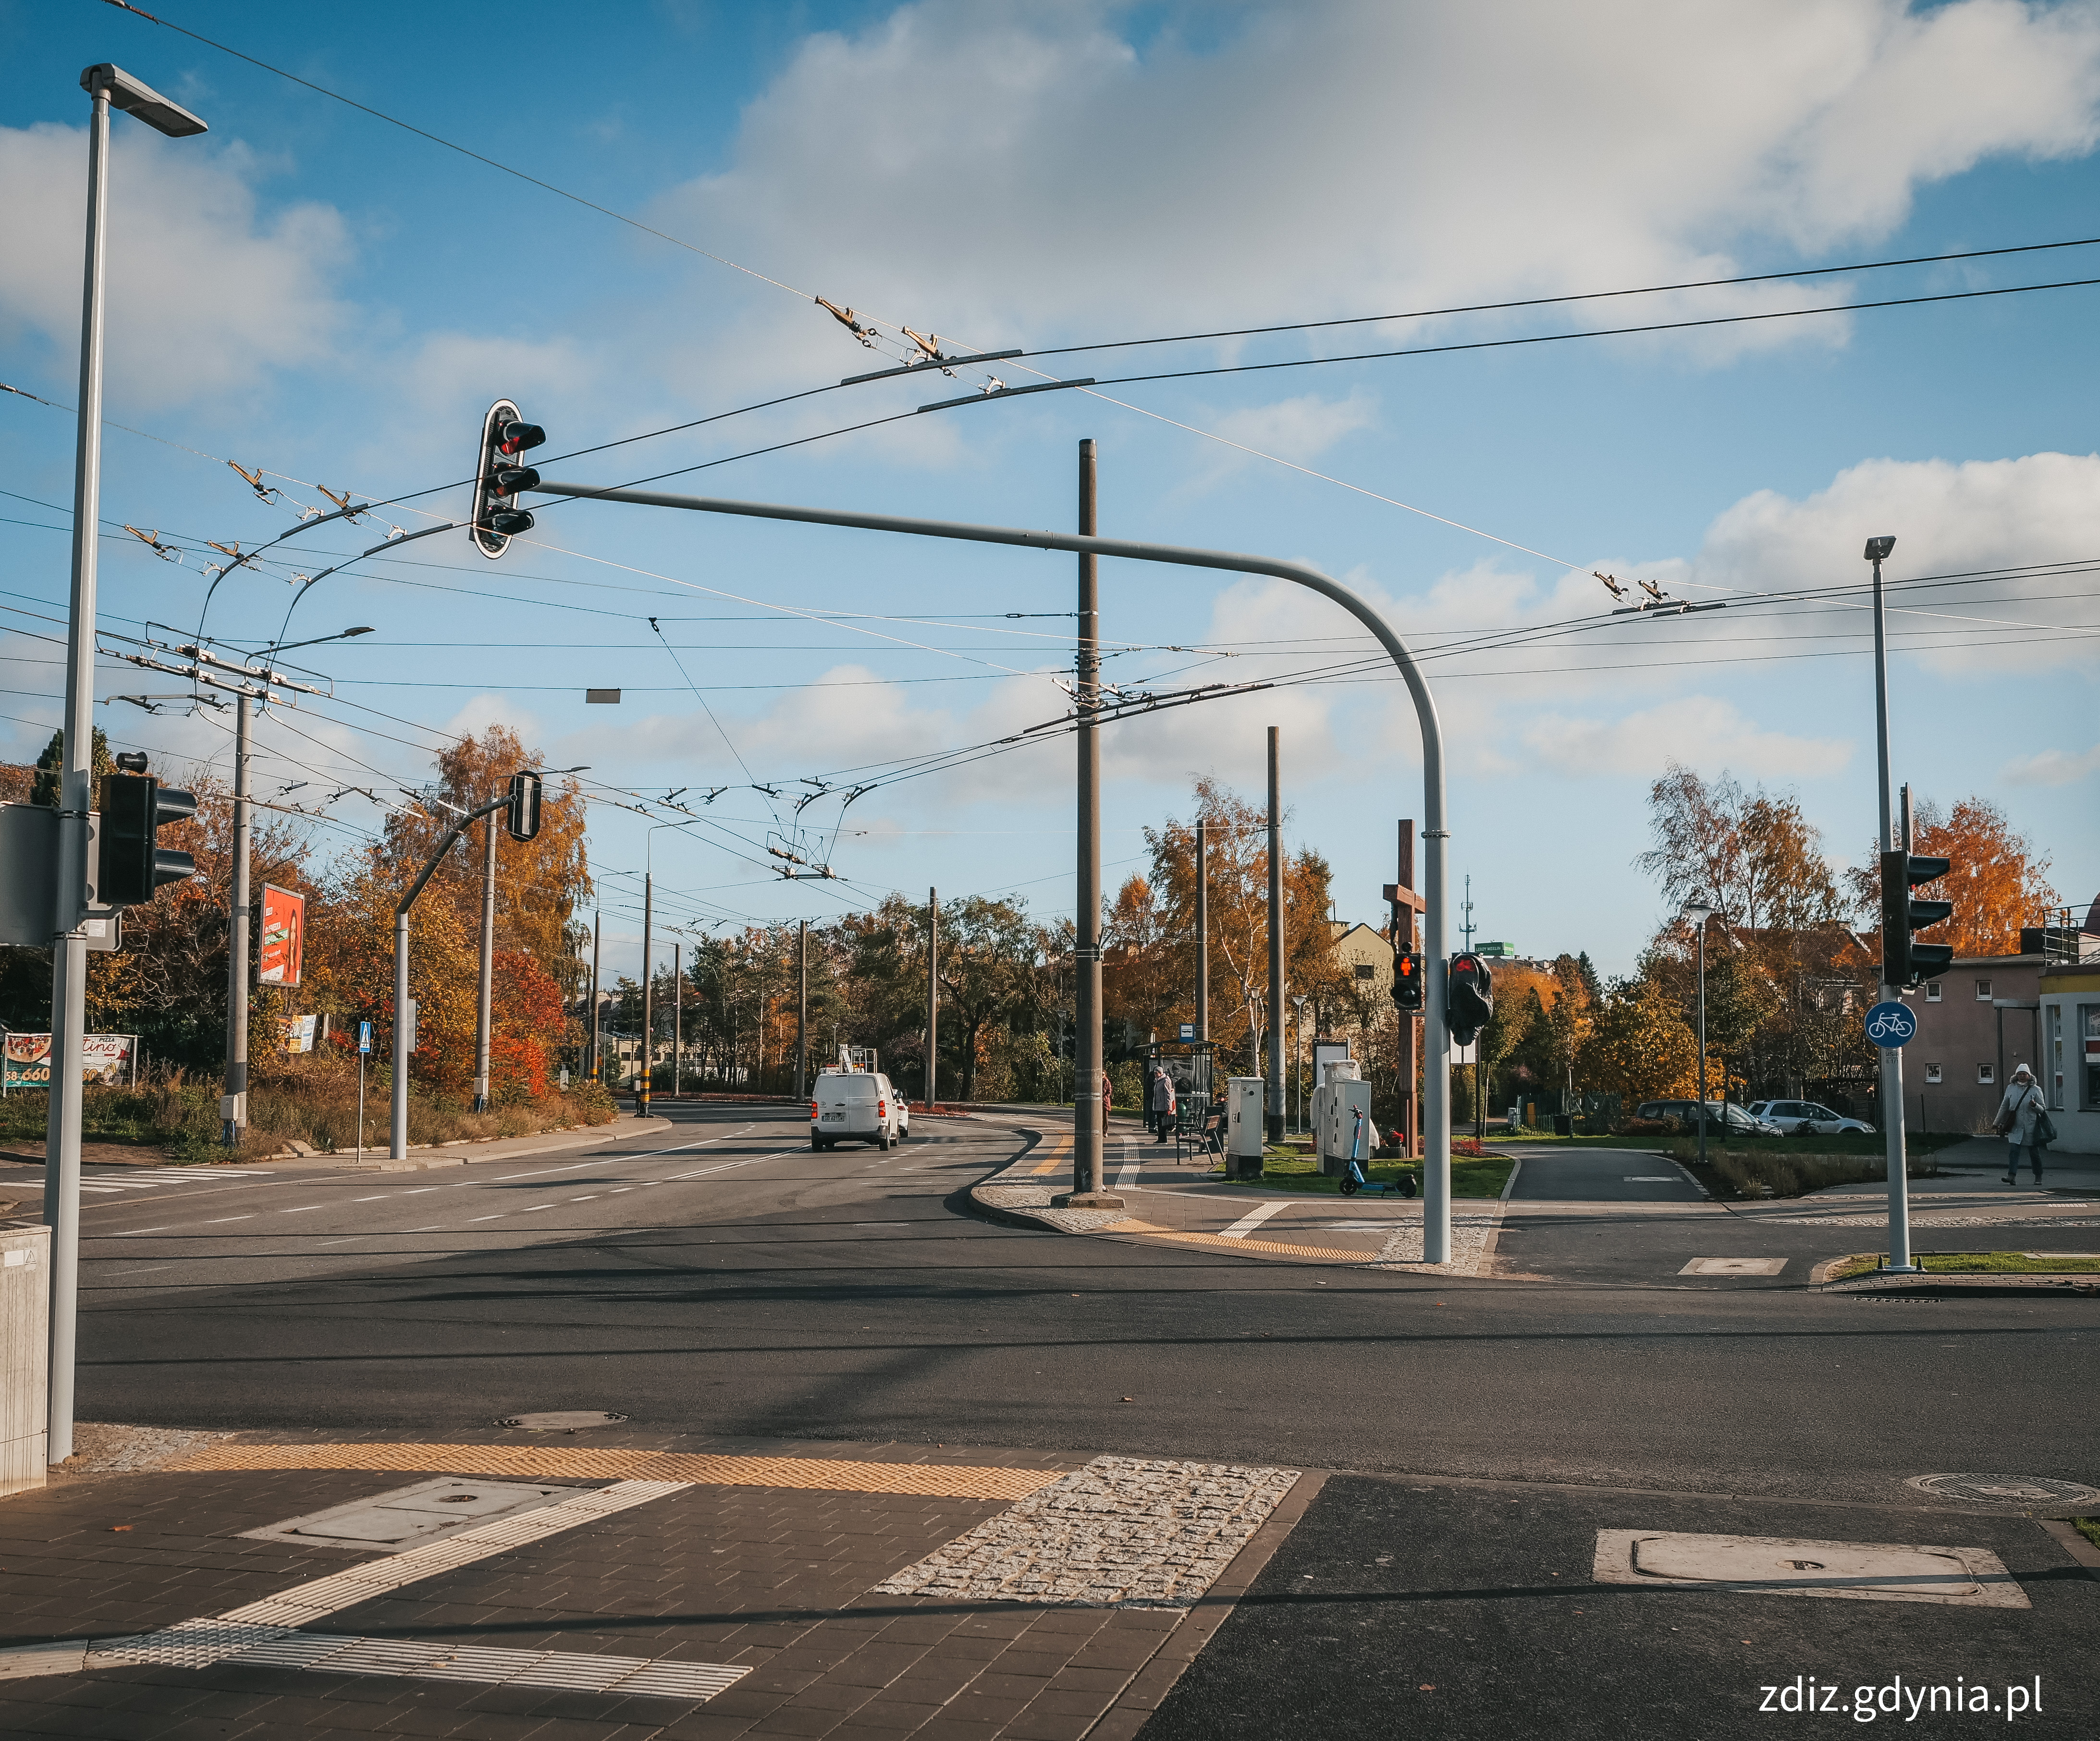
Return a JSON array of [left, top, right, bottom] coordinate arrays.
[[1867, 539, 1917, 1273]]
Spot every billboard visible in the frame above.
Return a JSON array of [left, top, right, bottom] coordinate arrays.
[[3, 1032, 138, 1090], [258, 883, 305, 987]]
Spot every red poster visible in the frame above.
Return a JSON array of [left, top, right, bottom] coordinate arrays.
[[258, 884, 305, 987]]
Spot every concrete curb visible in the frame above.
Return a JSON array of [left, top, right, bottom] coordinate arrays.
[[285, 1115, 675, 1172]]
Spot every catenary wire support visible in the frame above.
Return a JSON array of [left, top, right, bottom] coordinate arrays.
[[529, 477, 1459, 1260]]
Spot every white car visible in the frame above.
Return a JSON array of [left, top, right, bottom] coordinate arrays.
[[1746, 1099, 1874, 1136], [811, 1069, 909, 1151]]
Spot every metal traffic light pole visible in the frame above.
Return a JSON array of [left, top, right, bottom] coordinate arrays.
[[1867, 537, 1918, 1274], [529, 475, 1460, 1260]]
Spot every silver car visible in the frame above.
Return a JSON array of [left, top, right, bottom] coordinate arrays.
[[1746, 1099, 1874, 1136]]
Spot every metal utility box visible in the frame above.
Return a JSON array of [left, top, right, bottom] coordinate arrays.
[[1313, 1060, 1375, 1178], [1, 1219, 49, 1494], [1225, 1076, 1265, 1178]]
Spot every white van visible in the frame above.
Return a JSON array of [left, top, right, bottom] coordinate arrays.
[[811, 1070, 909, 1151]]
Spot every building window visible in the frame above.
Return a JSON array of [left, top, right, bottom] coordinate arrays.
[[1975, 979, 1992, 1001], [1977, 1063, 1996, 1085], [1925, 1062, 1943, 1084], [1354, 963, 1375, 981], [2047, 1005, 2064, 1111], [2084, 1005, 2100, 1113], [1925, 981, 1942, 1002]]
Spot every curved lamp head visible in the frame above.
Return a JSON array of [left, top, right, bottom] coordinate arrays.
[[1681, 898, 1715, 928]]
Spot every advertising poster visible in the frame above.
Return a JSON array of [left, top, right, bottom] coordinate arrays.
[[281, 1013, 318, 1054], [3, 1032, 137, 1090], [258, 883, 305, 987]]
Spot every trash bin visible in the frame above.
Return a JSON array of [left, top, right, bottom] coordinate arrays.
[[1553, 1113, 1573, 1138]]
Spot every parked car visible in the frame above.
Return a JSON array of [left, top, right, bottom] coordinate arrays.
[[811, 1069, 909, 1151], [1745, 1099, 1874, 1136], [1635, 1099, 1784, 1136]]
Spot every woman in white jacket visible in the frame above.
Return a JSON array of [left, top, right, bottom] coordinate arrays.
[[1994, 1065, 2046, 1186]]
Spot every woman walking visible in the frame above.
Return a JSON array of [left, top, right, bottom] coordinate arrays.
[[1994, 1065, 2047, 1186]]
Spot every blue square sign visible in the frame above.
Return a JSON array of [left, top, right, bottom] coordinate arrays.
[[357, 1020, 372, 1055], [1179, 1023, 1195, 1042]]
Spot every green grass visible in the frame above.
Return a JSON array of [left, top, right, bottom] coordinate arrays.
[[1493, 1129, 1641, 1146], [1216, 1152, 1514, 1197], [1828, 1250, 2100, 1281], [1681, 1146, 1945, 1201], [2075, 1519, 2100, 1551], [1663, 1129, 1971, 1161]]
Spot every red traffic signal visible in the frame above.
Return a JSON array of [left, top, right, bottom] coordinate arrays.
[[1448, 952, 1494, 1046], [472, 399, 542, 559], [1880, 850, 1953, 985], [1391, 949, 1425, 1010]]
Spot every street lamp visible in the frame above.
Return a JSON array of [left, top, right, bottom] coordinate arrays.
[[1681, 897, 1715, 1170], [224, 624, 374, 1145], [46, 64, 208, 1469]]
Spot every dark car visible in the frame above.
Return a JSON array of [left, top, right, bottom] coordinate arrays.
[[1636, 1099, 1782, 1135]]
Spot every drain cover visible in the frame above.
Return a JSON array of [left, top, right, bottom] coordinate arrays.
[[497, 1410, 627, 1431], [1906, 1473, 2100, 1508]]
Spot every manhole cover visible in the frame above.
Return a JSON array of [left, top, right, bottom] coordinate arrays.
[[1906, 1473, 2100, 1508], [497, 1410, 628, 1431]]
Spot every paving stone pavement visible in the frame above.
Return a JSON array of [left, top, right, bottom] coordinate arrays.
[[0, 1429, 1306, 1740]]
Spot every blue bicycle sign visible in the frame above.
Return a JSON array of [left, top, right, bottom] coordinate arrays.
[[1864, 1000, 1916, 1048]]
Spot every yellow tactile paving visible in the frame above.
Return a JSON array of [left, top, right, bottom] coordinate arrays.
[[1030, 1138, 1074, 1176], [165, 1443, 1068, 1500], [1112, 1220, 1386, 1264]]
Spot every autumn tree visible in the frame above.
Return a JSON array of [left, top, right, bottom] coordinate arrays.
[[1575, 977, 1699, 1104], [1636, 764, 1840, 932], [1844, 796, 2059, 957]]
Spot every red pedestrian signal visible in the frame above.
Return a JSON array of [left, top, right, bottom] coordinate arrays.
[[1391, 949, 1425, 1011], [1448, 952, 1494, 1047]]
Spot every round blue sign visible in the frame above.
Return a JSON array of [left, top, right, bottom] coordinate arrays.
[[1864, 1000, 1916, 1049]]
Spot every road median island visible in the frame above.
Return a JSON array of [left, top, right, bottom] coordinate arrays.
[[1817, 1250, 2100, 1295]]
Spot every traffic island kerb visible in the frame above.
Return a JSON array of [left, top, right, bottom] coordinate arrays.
[[1053, 1190, 1127, 1210]]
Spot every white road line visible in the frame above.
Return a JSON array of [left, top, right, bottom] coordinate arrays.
[[102, 1264, 183, 1277], [203, 1216, 254, 1224], [352, 1195, 390, 1202], [282, 1205, 326, 1213], [608, 1187, 632, 1194], [468, 1214, 505, 1223], [400, 1187, 440, 1195], [571, 1195, 597, 1201], [519, 1203, 555, 1212], [490, 1121, 759, 1182], [1220, 1202, 1292, 1239], [113, 1227, 172, 1237]]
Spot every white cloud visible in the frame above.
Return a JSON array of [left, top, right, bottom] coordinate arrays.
[[1522, 697, 1851, 779], [651, 0, 2100, 368], [0, 123, 352, 410], [2003, 741, 2100, 785]]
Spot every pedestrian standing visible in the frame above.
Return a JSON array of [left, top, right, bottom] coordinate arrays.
[[1150, 1067, 1176, 1144], [1993, 1065, 2047, 1185], [1101, 1069, 1112, 1136]]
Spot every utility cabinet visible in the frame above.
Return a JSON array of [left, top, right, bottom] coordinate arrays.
[[1314, 1060, 1375, 1178], [1225, 1076, 1265, 1178], [0, 1219, 49, 1495]]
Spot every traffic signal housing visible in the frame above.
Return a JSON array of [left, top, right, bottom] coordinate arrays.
[[1881, 850, 1953, 985], [506, 770, 543, 842], [1448, 952, 1494, 1047], [98, 772, 196, 906], [471, 398, 545, 558], [1391, 949, 1425, 1011]]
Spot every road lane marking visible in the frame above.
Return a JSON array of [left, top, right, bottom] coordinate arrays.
[[468, 1214, 506, 1222], [203, 1216, 254, 1224], [282, 1205, 326, 1213], [113, 1227, 172, 1237], [352, 1195, 390, 1202]]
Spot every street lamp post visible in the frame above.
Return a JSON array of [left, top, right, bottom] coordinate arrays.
[[1865, 534, 1917, 1272], [46, 63, 208, 1467], [1682, 898, 1714, 1170]]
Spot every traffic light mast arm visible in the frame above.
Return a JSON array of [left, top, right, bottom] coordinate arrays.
[[395, 792, 511, 920]]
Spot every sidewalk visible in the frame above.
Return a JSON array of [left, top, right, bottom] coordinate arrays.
[[967, 1114, 1510, 1275], [0, 1421, 1314, 1741]]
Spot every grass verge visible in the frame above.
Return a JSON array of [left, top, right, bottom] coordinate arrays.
[[2075, 1519, 2100, 1552], [1825, 1250, 2100, 1282], [0, 1062, 617, 1161], [1678, 1147, 1946, 1201], [1217, 1152, 1515, 1198]]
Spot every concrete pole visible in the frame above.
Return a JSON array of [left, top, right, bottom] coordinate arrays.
[[796, 919, 807, 1101], [471, 809, 496, 1111], [1194, 819, 1209, 1045], [926, 888, 938, 1103], [44, 78, 114, 1465], [1398, 819, 1419, 1157], [220, 690, 252, 1145], [589, 910, 601, 1081], [673, 940, 682, 1098], [1069, 439, 1112, 1202], [1266, 727, 1285, 1144], [390, 909, 410, 1158], [1695, 919, 1708, 1172], [1870, 549, 1914, 1270]]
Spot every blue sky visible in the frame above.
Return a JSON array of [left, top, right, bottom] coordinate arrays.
[[3, 0, 2098, 985]]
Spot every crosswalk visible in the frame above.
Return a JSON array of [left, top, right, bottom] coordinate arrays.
[[75, 1168, 274, 1195]]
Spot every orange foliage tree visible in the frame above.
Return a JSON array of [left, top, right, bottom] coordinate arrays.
[[1846, 796, 2059, 957]]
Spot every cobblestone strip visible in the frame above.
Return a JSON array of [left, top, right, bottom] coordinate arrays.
[[167, 1443, 1066, 1499], [870, 1455, 1300, 1608], [976, 1180, 1134, 1231], [1374, 1205, 1502, 1274]]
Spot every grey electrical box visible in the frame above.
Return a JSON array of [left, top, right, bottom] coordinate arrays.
[[0, 804, 120, 950], [0, 1220, 49, 1495]]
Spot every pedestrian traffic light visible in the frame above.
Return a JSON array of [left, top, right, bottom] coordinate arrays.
[[506, 770, 543, 842], [1448, 952, 1494, 1047], [1391, 949, 1425, 1011], [98, 772, 196, 906], [1880, 849, 1953, 985], [471, 398, 545, 558]]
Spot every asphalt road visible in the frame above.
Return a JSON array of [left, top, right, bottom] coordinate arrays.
[[10, 1104, 2088, 1509]]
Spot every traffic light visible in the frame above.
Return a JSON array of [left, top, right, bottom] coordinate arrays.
[[506, 770, 543, 842], [98, 772, 196, 906], [1448, 952, 1494, 1047], [471, 398, 546, 558], [1880, 850, 1953, 985], [1391, 949, 1425, 1011]]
